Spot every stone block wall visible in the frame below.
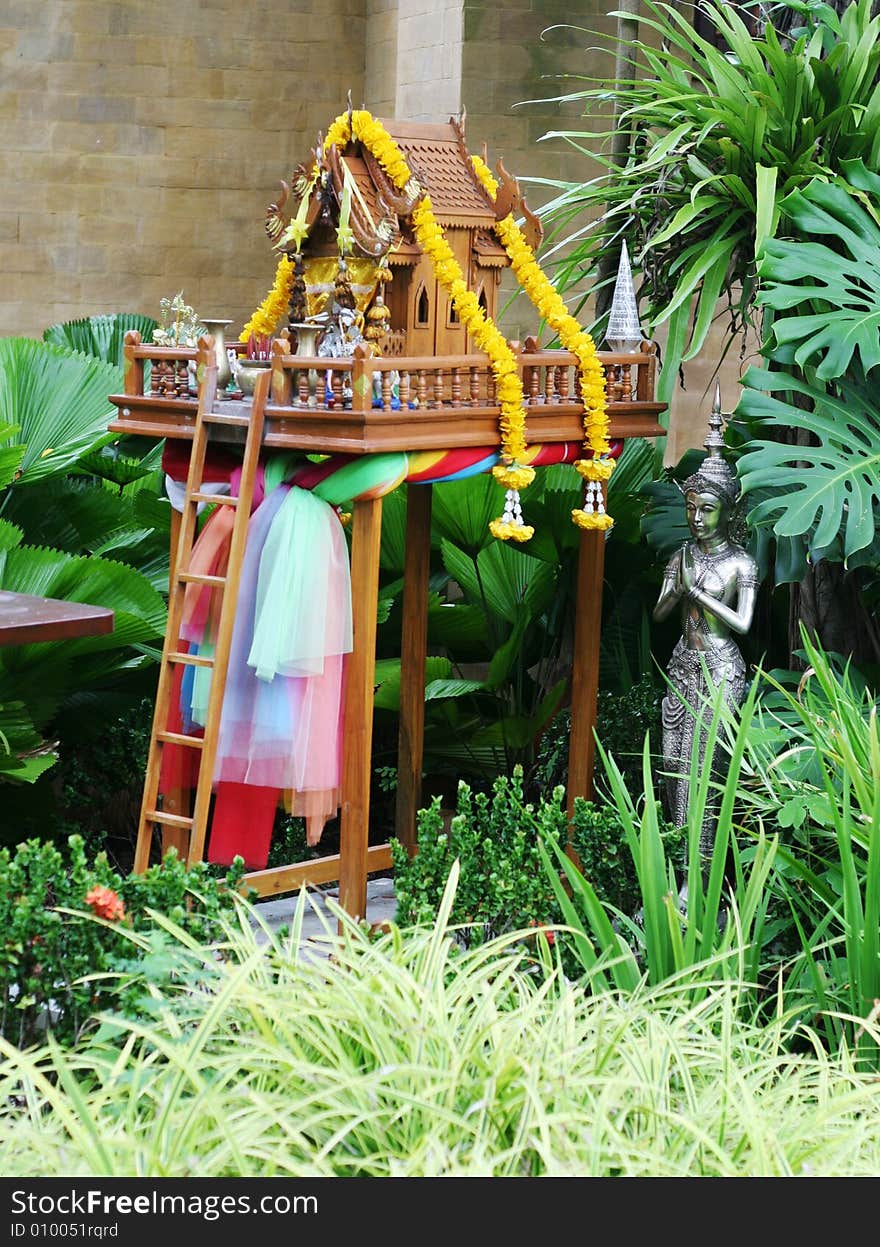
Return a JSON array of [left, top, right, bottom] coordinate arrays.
[[392, 0, 462, 121], [459, 1, 617, 344], [364, 0, 399, 116], [0, 0, 366, 339]]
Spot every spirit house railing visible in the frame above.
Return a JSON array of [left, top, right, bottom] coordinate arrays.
[[111, 331, 664, 454]]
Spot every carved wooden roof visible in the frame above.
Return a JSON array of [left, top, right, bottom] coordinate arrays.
[[380, 119, 497, 227], [268, 114, 518, 267]]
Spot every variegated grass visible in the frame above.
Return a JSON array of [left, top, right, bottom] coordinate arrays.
[[1, 871, 879, 1178]]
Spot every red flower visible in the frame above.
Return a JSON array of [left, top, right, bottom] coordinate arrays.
[[84, 885, 126, 923], [527, 920, 555, 946]]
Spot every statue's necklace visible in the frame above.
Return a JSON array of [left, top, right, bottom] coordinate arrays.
[[691, 541, 730, 572]]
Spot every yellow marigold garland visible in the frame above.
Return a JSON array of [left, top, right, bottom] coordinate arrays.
[[239, 254, 295, 343], [471, 154, 615, 531], [320, 112, 536, 540]]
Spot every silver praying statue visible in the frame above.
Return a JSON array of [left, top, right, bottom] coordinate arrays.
[[652, 387, 759, 864]]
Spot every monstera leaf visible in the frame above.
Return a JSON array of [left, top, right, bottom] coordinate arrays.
[[0, 338, 120, 483], [42, 312, 158, 368], [736, 365, 880, 561], [757, 172, 880, 380]]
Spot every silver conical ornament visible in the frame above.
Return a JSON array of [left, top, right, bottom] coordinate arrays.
[[606, 239, 643, 351]]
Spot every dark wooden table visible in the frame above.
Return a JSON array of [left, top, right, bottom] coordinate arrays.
[[0, 591, 114, 646]]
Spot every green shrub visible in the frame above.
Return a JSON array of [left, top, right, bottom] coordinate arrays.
[[0, 834, 246, 1049], [267, 813, 312, 869], [54, 698, 152, 864], [534, 675, 664, 799], [391, 766, 566, 944], [570, 797, 684, 917]]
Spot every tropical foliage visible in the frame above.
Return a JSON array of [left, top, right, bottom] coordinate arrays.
[[0, 334, 167, 804], [737, 169, 880, 567], [42, 312, 158, 369], [533, 0, 880, 401], [541, 633, 880, 1068], [372, 439, 664, 791]]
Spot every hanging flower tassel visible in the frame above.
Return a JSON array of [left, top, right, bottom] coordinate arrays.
[[490, 488, 535, 543], [492, 462, 535, 491], [572, 457, 615, 532]]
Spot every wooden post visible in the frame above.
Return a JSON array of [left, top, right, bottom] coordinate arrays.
[[339, 495, 383, 919], [351, 341, 373, 414], [123, 330, 144, 397], [395, 482, 432, 854], [639, 339, 657, 402], [271, 335, 292, 405], [566, 500, 607, 819]]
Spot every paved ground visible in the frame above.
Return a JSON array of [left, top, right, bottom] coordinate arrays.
[[248, 877, 398, 955]]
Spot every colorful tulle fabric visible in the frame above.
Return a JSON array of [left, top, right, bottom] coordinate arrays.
[[213, 483, 350, 810], [167, 469, 351, 867]]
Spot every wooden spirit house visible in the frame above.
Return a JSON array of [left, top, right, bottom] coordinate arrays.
[[110, 108, 666, 918], [268, 115, 514, 358]]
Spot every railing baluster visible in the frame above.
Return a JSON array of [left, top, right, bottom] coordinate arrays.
[[297, 368, 309, 407], [528, 364, 541, 404], [451, 367, 461, 407], [545, 364, 556, 405]]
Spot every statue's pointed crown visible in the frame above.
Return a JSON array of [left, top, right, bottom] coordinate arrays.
[[682, 385, 739, 506]]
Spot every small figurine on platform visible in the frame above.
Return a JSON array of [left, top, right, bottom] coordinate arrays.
[[652, 388, 759, 871], [318, 301, 366, 360]]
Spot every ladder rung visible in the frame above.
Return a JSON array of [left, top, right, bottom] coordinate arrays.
[[145, 810, 194, 828], [190, 492, 239, 508], [204, 412, 251, 427], [156, 731, 204, 749], [167, 650, 214, 668], [178, 572, 226, 587]]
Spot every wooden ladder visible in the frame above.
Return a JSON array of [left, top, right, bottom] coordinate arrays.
[[133, 361, 270, 873]]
